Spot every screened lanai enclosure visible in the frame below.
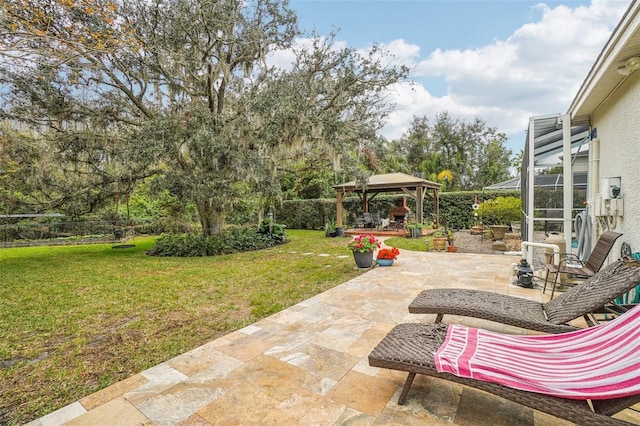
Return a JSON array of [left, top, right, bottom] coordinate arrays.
[[520, 113, 592, 263]]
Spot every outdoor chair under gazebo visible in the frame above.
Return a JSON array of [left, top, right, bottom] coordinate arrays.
[[333, 173, 441, 231]]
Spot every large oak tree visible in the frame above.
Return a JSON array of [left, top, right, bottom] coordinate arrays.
[[1, 0, 407, 234]]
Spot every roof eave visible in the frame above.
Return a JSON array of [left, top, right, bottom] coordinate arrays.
[[569, 1, 640, 120]]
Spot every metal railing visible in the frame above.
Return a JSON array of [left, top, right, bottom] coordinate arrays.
[[0, 221, 133, 247]]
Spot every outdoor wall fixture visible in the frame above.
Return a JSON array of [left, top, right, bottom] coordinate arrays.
[[616, 56, 640, 76]]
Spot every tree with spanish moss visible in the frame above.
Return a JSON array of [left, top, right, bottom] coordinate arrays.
[[1, 0, 408, 234]]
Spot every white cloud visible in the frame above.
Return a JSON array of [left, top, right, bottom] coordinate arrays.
[[266, 47, 298, 71], [377, 39, 421, 67], [377, 0, 630, 146], [267, 1, 629, 151]]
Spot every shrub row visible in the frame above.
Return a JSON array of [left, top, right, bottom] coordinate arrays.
[[275, 190, 521, 230], [148, 220, 287, 257], [274, 187, 587, 231]]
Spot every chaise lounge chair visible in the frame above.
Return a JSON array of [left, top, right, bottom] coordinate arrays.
[[369, 299, 640, 425], [408, 258, 640, 333]]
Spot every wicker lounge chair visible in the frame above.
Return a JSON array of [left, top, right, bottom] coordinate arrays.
[[408, 258, 640, 333], [368, 321, 640, 425], [543, 230, 623, 299]]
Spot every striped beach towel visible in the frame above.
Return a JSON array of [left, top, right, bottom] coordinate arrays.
[[434, 304, 640, 400]]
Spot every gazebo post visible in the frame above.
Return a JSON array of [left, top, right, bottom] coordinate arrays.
[[416, 187, 424, 224], [336, 190, 344, 228], [434, 189, 440, 226]]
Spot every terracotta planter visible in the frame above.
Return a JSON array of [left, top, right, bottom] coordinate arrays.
[[470, 226, 486, 235], [446, 245, 457, 253], [353, 251, 374, 268], [432, 237, 447, 251]]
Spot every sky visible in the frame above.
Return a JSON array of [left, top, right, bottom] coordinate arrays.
[[285, 0, 632, 156]]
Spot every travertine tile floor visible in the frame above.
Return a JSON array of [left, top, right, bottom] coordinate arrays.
[[27, 248, 640, 426]]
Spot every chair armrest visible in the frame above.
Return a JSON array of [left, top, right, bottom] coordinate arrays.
[[558, 256, 586, 267], [546, 252, 580, 266], [552, 252, 578, 259]]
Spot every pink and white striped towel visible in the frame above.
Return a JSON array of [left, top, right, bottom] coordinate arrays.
[[434, 304, 640, 399]]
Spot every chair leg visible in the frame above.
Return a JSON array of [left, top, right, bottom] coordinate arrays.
[[398, 372, 416, 405], [543, 268, 551, 293], [550, 270, 560, 299]]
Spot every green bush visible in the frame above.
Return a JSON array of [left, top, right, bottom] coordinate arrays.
[[148, 225, 287, 257], [477, 196, 521, 225], [257, 217, 287, 244]]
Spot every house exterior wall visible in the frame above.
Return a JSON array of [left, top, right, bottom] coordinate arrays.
[[589, 70, 640, 255]]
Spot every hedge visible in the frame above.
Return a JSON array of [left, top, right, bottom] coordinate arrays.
[[274, 190, 522, 230], [273, 188, 588, 231]]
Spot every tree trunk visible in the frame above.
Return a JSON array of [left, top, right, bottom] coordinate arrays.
[[196, 201, 225, 236]]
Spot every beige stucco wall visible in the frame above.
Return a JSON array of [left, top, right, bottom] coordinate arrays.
[[589, 70, 640, 256]]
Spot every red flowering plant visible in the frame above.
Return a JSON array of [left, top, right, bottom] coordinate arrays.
[[377, 247, 400, 260], [347, 234, 381, 253]]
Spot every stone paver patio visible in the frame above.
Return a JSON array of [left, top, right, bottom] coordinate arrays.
[[27, 248, 640, 425]]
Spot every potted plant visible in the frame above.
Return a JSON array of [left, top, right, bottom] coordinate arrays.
[[376, 247, 400, 266], [439, 215, 457, 252], [347, 234, 380, 268], [405, 221, 424, 238], [430, 230, 447, 251], [324, 219, 337, 237], [446, 229, 457, 252]]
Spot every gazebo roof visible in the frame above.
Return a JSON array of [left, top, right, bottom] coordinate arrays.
[[333, 172, 441, 193]]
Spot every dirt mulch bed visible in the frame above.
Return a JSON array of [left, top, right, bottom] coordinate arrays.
[[452, 230, 521, 255]]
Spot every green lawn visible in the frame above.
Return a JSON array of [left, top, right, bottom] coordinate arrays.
[[0, 230, 364, 425]]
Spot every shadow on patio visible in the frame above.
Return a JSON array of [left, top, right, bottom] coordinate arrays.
[[29, 249, 640, 425]]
